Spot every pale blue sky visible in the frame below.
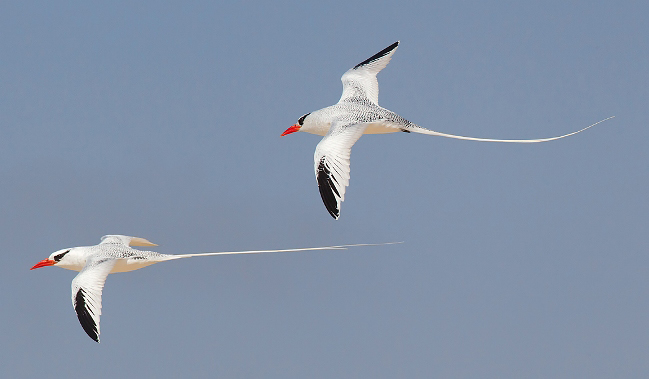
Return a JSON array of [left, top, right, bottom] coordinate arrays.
[[2, 1, 648, 378]]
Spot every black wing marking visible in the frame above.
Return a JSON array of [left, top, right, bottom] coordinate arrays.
[[74, 288, 99, 343], [340, 42, 400, 105], [353, 41, 399, 69], [316, 158, 341, 219]]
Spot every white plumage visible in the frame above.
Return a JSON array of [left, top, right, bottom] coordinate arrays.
[[282, 41, 613, 219], [31, 235, 394, 342]]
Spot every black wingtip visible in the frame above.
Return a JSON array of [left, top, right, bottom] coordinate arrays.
[[353, 41, 400, 69], [316, 159, 341, 220], [74, 288, 100, 343]]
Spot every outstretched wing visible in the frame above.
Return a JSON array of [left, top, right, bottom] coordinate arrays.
[[71, 256, 116, 343], [100, 235, 158, 247], [339, 41, 399, 105], [313, 121, 368, 219]]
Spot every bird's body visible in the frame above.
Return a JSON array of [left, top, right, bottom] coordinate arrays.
[[282, 41, 613, 219], [52, 238, 167, 273], [296, 101, 413, 137], [31, 235, 393, 343]]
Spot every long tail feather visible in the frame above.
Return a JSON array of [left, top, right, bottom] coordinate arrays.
[[166, 242, 403, 260], [410, 116, 614, 143]]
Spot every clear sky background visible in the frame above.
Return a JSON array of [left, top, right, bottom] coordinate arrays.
[[2, 1, 647, 378]]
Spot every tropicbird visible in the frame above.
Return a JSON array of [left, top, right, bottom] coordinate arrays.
[[282, 41, 613, 219], [31, 234, 394, 342]]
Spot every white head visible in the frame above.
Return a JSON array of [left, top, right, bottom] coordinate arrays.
[[30, 248, 83, 271]]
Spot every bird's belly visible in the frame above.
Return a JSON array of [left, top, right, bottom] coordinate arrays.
[[305, 122, 400, 136], [110, 258, 159, 273], [363, 123, 400, 134]]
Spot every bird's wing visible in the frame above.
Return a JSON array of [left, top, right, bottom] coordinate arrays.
[[339, 41, 399, 105], [100, 235, 158, 247], [313, 120, 368, 219], [70, 256, 117, 343]]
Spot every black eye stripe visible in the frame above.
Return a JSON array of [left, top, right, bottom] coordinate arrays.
[[54, 249, 71, 262], [298, 113, 310, 126]]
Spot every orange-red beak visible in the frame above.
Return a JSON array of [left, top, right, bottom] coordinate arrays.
[[30, 259, 56, 270], [281, 124, 301, 137]]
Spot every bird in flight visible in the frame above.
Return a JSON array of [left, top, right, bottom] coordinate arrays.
[[31, 234, 396, 342], [282, 41, 613, 219]]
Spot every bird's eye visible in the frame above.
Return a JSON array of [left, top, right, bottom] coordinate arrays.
[[54, 250, 71, 262], [298, 113, 310, 126]]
